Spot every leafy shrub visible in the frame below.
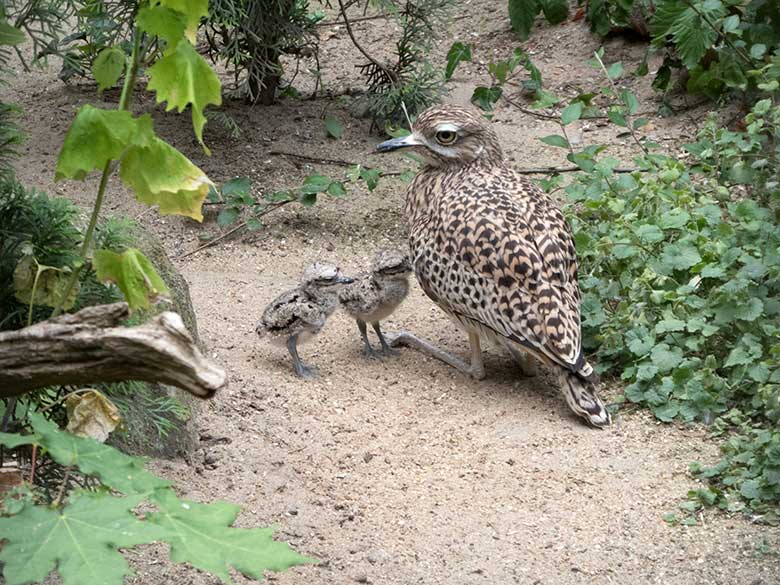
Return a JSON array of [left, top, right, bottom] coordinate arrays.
[[507, 0, 570, 40]]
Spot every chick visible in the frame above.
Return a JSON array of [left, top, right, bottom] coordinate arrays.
[[339, 248, 412, 358], [256, 262, 354, 378]]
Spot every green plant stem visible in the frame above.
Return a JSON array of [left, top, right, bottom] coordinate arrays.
[[51, 29, 142, 318]]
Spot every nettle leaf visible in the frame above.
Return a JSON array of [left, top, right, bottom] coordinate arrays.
[[508, 0, 539, 40], [146, 40, 222, 153], [0, 492, 164, 585], [120, 137, 213, 221], [444, 41, 472, 80], [670, 6, 721, 70], [324, 116, 343, 139], [93, 248, 170, 311], [157, 0, 208, 43], [55, 106, 154, 181], [137, 5, 187, 48], [9, 413, 170, 494], [148, 489, 312, 584], [91, 47, 125, 92]]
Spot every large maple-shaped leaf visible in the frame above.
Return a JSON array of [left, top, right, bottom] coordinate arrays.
[[148, 489, 313, 584], [146, 41, 221, 153], [119, 137, 212, 220], [0, 492, 165, 585], [55, 106, 154, 181], [0, 412, 170, 495], [157, 0, 208, 43], [93, 248, 170, 310], [137, 4, 187, 48]]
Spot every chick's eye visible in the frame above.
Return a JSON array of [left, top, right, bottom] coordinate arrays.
[[436, 130, 457, 145]]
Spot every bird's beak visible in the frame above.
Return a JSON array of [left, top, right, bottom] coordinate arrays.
[[375, 134, 421, 153], [336, 276, 355, 284]]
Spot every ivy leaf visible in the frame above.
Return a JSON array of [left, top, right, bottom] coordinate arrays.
[[471, 86, 502, 111], [539, 134, 570, 148], [1, 413, 169, 494], [560, 101, 582, 125], [55, 106, 154, 181], [92, 48, 125, 92], [0, 492, 164, 585], [137, 5, 187, 48], [93, 248, 170, 311], [146, 41, 222, 153], [508, 0, 539, 40], [158, 0, 209, 44], [120, 137, 213, 221], [444, 41, 472, 80], [324, 116, 343, 139], [147, 489, 313, 584]]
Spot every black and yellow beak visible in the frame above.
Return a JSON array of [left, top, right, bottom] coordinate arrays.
[[375, 134, 421, 153]]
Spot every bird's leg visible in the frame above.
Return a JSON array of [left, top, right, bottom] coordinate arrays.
[[468, 331, 485, 380], [372, 321, 400, 357], [386, 331, 486, 380], [356, 319, 376, 358], [286, 334, 318, 379], [505, 345, 538, 377]]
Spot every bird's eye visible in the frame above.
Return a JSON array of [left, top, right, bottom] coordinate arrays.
[[435, 130, 457, 145]]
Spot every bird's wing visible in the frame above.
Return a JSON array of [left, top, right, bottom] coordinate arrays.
[[438, 176, 585, 373], [258, 289, 325, 333]]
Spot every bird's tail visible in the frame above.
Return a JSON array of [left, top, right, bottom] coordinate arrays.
[[557, 369, 611, 428]]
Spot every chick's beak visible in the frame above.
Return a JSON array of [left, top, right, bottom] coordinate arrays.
[[375, 133, 421, 153], [336, 276, 355, 284]]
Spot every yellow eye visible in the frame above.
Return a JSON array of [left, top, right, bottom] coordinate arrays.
[[435, 130, 457, 145]]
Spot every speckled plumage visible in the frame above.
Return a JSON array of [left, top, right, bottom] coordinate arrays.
[[376, 104, 609, 427], [256, 262, 352, 378], [339, 248, 412, 356]]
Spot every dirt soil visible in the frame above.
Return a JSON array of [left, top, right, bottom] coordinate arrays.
[[4, 2, 780, 584]]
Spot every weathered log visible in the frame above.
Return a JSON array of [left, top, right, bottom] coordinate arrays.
[[0, 302, 227, 399]]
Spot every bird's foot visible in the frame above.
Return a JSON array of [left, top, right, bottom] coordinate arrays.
[[387, 331, 484, 379], [378, 345, 401, 358], [294, 363, 319, 379]]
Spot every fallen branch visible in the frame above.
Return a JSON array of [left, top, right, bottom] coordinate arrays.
[[270, 149, 402, 175], [0, 303, 227, 399]]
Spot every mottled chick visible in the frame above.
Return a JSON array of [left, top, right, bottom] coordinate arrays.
[[339, 248, 412, 357], [375, 104, 610, 428], [256, 262, 353, 378]]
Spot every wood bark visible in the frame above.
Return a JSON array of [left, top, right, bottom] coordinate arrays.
[[0, 302, 227, 399]]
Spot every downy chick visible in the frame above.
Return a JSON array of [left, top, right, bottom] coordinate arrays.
[[339, 248, 412, 357], [256, 262, 354, 378]]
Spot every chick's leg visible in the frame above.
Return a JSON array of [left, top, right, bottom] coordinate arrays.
[[287, 334, 318, 379], [372, 322, 400, 357], [357, 319, 376, 358]]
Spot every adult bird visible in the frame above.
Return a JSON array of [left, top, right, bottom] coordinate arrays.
[[375, 104, 610, 427]]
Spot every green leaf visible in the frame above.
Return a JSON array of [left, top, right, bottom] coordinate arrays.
[[93, 248, 170, 310], [750, 44, 766, 59], [670, 7, 720, 70], [146, 41, 222, 153], [560, 101, 583, 125], [471, 86, 503, 111], [620, 90, 639, 115], [655, 318, 686, 334], [147, 489, 313, 583], [651, 343, 683, 373], [659, 242, 701, 271], [444, 41, 472, 80], [299, 192, 317, 207], [508, 0, 539, 40], [327, 181, 347, 197], [0, 492, 165, 585], [538, 0, 569, 24], [221, 176, 251, 198], [158, 0, 208, 43], [658, 209, 689, 229], [607, 107, 628, 127], [324, 116, 343, 139], [137, 5, 187, 48], [539, 134, 570, 148], [0, 20, 26, 46], [217, 207, 239, 226], [55, 106, 154, 181], [607, 62, 623, 80], [92, 48, 125, 93], [120, 137, 213, 221], [300, 174, 331, 195], [20, 413, 169, 494], [653, 401, 679, 422], [739, 479, 760, 500]]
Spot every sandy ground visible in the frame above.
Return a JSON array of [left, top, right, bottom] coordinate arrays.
[[3, 2, 779, 584]]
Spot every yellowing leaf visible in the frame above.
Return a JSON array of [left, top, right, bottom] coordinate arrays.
[[146, 35, 221, 152], [55, 106, 154, 181], [92, 47, 125, 93], [93, 248, 169, 310], [137, 5, 187, 48], [119, 137, 212, 221], [66, 390, 122, 443], [157, 0, 208, 44], [13, 256, 79, 309]]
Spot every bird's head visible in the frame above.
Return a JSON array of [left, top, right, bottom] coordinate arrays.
[[375, 104, 503, 168], [301, 262, 354, 292], [370, 248, 412, 281]]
